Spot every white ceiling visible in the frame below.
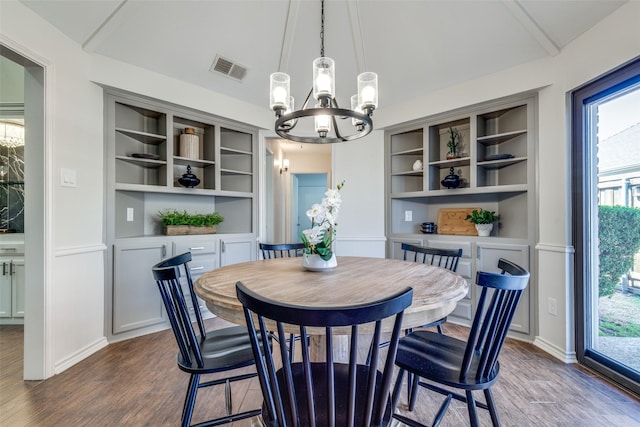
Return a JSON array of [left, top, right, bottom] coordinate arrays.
[[20, 0, 627, 113]]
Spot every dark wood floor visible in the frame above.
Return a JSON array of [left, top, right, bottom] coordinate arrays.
[[2, 319, 640, 426]]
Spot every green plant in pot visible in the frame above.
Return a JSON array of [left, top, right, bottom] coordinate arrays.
[[446, 127, 462, 159], [465, 209, 499, 236], [158, 209, 224, 235]]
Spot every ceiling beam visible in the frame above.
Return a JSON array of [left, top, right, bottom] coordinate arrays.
[[82, 0, 141, 53], [502, 0, 560, 57], [278, 0, 300, 72], [347, 0, 366, 74]]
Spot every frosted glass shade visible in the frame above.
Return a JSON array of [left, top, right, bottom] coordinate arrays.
[[313, 57, 335, 100], [270, 72, 290, 111], [284, 96, 296, 127], [351, 94, 364, 127], [358, 72, 378, 109], [314, 103, 331, 136]]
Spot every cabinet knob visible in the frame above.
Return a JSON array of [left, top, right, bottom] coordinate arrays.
[[190, 266, 204, 271], [189, 246, 205, 251], [2, 262, 6, 276]]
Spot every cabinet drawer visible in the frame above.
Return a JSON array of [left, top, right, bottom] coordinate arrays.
[[173, 239, 217, 256], [0, 244, 24, 256], [186, 257, 217, 278]]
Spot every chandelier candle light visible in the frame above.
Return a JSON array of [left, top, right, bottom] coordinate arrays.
[[269, 0, 378, 143]]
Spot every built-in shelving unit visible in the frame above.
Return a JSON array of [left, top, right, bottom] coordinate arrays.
[[385, 95, 537, 339], [104, 90, 258, 341]]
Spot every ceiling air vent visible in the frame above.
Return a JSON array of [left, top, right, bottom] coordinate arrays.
[[209, 55, 248, 81]]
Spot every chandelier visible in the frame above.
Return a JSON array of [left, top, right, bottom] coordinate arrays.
[[269, 0, 378, 144], [0, 121, 25, 148]]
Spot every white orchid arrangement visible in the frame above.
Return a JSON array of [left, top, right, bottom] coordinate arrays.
[[300, 181, 345, 261]]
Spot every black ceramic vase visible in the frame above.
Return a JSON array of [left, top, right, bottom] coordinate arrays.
[[178, 165, 200, 188], [441, 167, 461, 189]]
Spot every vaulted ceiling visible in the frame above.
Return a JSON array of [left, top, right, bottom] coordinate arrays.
[[20, 0, 627, 113]]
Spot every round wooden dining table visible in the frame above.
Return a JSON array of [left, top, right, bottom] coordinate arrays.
[[195, 256, 468, 345]]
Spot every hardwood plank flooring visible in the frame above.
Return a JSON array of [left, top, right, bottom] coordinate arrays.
[[2, 320, 639, 426]]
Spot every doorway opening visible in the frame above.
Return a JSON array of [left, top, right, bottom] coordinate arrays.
[[0, 42, 47, 380], [572, 57, 640, 395]]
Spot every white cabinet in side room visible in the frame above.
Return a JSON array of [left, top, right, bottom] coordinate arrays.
[[11, 258, 25, 318], [0, 259, 11, 318], [476, 242, 530, 334], [112, 238, 169, 335], [0, 257, 25, 323]]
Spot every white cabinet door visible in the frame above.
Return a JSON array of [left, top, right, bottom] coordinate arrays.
[[0, 260, 11, 318], [11, 258, 25, 318], [220, 237, 255, 267], [113, 239, 169, 334], [476, 242, 530, 334]]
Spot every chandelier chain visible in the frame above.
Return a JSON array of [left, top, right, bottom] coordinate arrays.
[[320, 0, 325, 57]]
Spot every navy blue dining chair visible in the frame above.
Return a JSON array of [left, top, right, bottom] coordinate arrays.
[[259, 242, 308, 363], [260, 242, 306, 259], [237, 281, 413, 427], [397, 243, 464, 407], [152, 252, 267, 427], [401, 243, 463, 335], [391, 258, 530, 427]]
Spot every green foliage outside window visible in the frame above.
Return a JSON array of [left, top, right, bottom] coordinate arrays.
[[598, 205, 640, 297]]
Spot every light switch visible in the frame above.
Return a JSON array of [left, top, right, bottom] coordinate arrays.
[[404, 210, 412, 221], [60, 168, 77, 188]]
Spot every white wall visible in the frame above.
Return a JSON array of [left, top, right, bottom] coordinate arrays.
[[1, 0, 107, 377], [333, 131, 387, 258], [379, 1, 640, 360]]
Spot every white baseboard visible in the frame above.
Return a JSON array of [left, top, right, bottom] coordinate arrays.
[[54, 336, 109, 374], [533, 336, 577, 363]]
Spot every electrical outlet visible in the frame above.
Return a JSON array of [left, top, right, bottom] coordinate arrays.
[[126, 208, 134, 222], [548, 297, 557, 316], [404, 210, 412, 222]]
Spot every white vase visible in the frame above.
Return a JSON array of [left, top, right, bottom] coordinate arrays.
[[475, 223, 493, 237], [302, 253, 337, 272]]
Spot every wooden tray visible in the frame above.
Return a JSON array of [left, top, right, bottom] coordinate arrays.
[[437, 208, 479, 236]]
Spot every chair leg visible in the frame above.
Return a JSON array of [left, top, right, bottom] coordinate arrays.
[[391, 368, 406, 410], [436, 323, 444, 335], [406, 372, 412, 407], [182, 373, 200, 427], [484, 388, 501, 427], [408, 374, 420, 411], [225, 379, 232, 415], [432, 394, 452, 427], [288, 333, 295, 363], [465, 390, 480, 427]]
